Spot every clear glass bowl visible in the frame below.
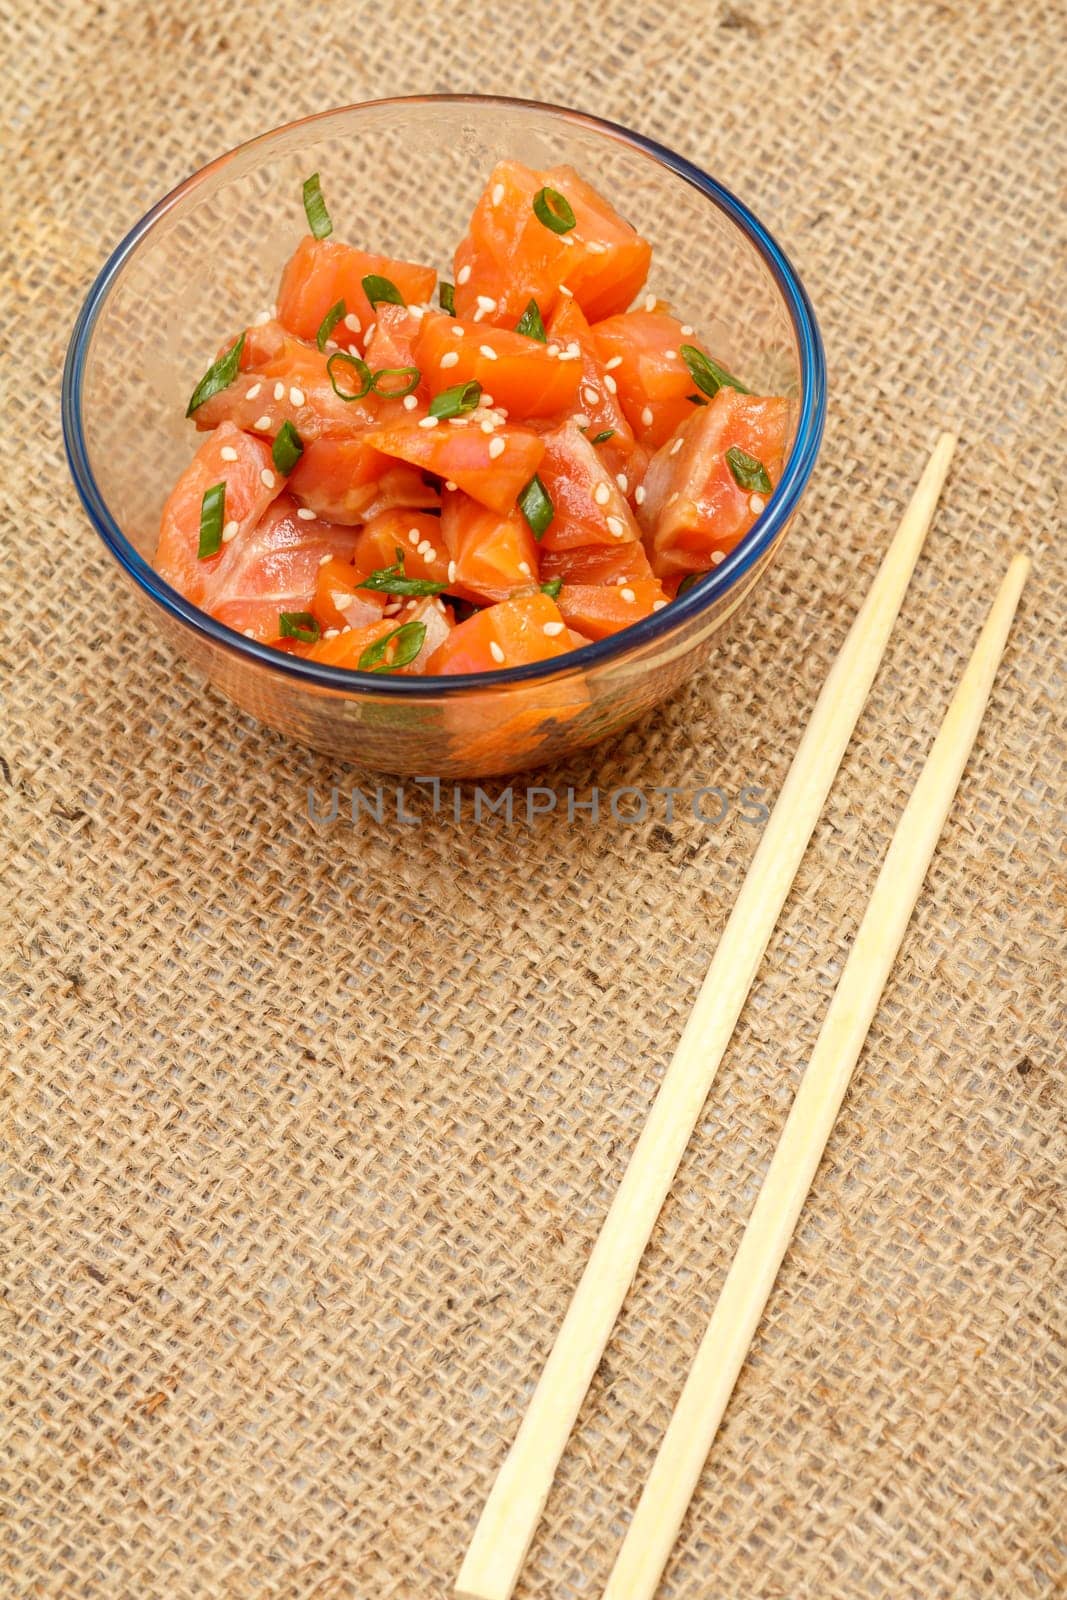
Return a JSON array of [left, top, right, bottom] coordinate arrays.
[[62, 95, 825, 778]]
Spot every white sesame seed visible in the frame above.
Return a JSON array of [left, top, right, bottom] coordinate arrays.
[[418, 539, 434, 557], [635, 485, 646, 506], [408, 304, 425, 320], [290, 386, 305, 407], [418, 414, 439, 428], [594, 481, 611, 506], [603, 374, 617, 394], [403, 393, 418, 410], [616, 473, 629, 492], [323, 628, 340, 639], [557, 349, 580, 362], [680, 323, 694, 336], [440, 350, 460, 368], [363, 321, 375, 344], [641, 406, 654, 427], [273, 382, 285, 401], [491, 182, 505, 206], [565, 341, 581, 358], [606, 516, 625, 537], [243, 628, 256, 637], [299, 508, 317, 521], [448, 418, 468, 426], [546, 342, 560, 357], [653, 599, 667, 611], [318, 553, 332, 565], [254, 414, 272, 430], [344, 313, 361, 332], [670, 437, 684, 456], [324, 339, 338, 352], [558, 282, 573, 296], [450, 323, 464, 337], [457, 264, 471, 284], [480, 393, 495, 407], [582, 384, 599, 407], [479, 344, 498, 360], [384, 602, 402, 616], [620, 587, 636, 603], [488, 436, 506, 459], [222, 519, 239, 542], [664, 348, 678, 360], [517, 561, 532, 577], [543, 620, 565, 636], [643, 294, 657, 312], [403, 532, 418, 549], [476, 294, 498, 312], [445, 479, 458, 489], [572, 413, 590, 428], [489, 640, 505, 663], [472, 306, 485, 323], [749, 493, 767, 514], [447, 560, 457, 582], [246, 382, 262, 399], [559, 233, 575, 246], [252, 310, 271, 327], [260, 469, 276, 488], [604, 355, 623, 370], [480, 418, 496, 434], [586, 240, 607, 254], [710, 550, 725, 565], [220, 445, 238, 462]]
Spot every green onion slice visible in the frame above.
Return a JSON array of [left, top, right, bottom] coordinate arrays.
[[326, 350, 374, 401], [515, 298, 547, 342], [677, 573, 703, 597], [358, 620, 427, 672], [316, 298, 346, 351], [532, 186, 576, 235], [590, 429, 615, 445], [686, 392, 709, 406], [725, 445, 772, 494], [186, 331, 246, 417], [272, 420, 304, 475], [302, 173, 333, 240], [198, 482, 226, 559], [518, 473, 554, 540], [357, 551, 446, 596], [362, 273, 405, 308], [680, 343, 749, 398], [540, 577, 563, 600], [429, 379, 482, 420], [371, 365, 421, 399], [279, 611, 321, 643], [439, 281, 456, 316]]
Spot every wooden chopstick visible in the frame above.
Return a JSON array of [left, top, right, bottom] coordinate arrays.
[[601, 551, 1031, 1600], [456, 432, 959, 1600]]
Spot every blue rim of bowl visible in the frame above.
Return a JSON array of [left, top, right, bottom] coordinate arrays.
[[62, 93, 826, 698]]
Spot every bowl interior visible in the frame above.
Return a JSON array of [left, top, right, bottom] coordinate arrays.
[[77, 98, 803, 573]]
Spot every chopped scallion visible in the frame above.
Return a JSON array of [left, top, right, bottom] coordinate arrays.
[[272, 420, 304, 475], [279, 611, 321, 643], [590, 429, 615, 445], [371, 365, 421, 398], [429, 379, 482, 420], [185, 332, 246, 417], [362, 273, 405, 308], [725, 445, 772, 493], [197, 482, 226, 558], [532, 186, 576, 235], [316, 298, 346, 351], [357, 551, 446, 597], [540, 577, 563, 600], [326, 350, 374, 401], [439, 281, 456, 316], [302, 172, 332, 239], [358, 620, 426, 672], [518, 473, 554, 539], [680, 343, 749, 399], [515, 298, 546, 341]]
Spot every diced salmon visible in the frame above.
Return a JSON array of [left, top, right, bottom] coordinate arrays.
[[539, 541, 656, 586], [592, 310, 716, 449], [286, 437, 439, 525], [638, 387, 791, 576], [361, 417, 544, 516], [311, 558, 387, 634], [440, 490, 541, 603], [352, 508, 451, 587], [556, 579, 667, 639], [156, 422, 283, 607], [546, 297, 637, 470], [414, 314, 580, 420], [452, 160, 651, 328], [426, 591, 573, 674], [535, 421, 641, 551], [277, 236, 436, 352]]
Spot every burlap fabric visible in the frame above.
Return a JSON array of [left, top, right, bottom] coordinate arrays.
[[2, 3, 1064, 1597]]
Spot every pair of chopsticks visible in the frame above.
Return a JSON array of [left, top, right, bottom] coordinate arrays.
[[457, 432, 1030, 1600]]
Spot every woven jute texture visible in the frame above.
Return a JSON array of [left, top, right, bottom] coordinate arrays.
[[2, 3, 1065, 1597]]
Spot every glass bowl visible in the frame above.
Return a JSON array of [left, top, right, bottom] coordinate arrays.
[[62, 95, 825, 779]]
